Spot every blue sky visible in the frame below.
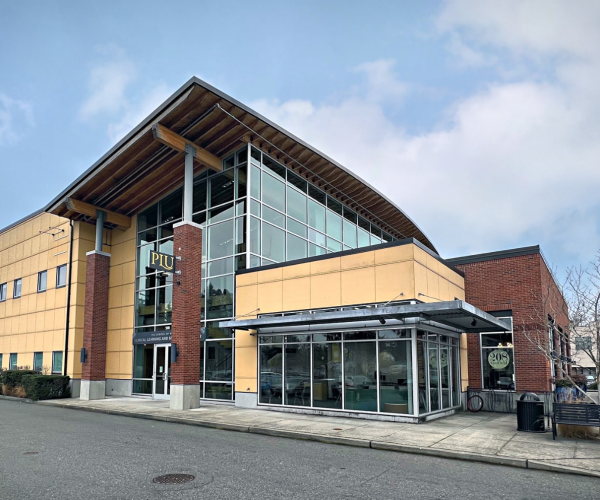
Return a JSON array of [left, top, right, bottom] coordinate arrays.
[[1, 1, 600, 279]]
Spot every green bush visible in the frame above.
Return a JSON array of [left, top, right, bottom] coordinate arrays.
[[1, 370, 37, 389], [589, 382, 598, 390], [21, 375, 71, 401]]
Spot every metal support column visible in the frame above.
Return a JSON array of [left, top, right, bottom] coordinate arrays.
[[184, 144, 196, 222], [95, 210, 106, 252]]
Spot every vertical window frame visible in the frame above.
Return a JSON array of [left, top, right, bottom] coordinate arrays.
[[13, 278, 22, 298], [37, 270, 47, 293], [56, 264, 67, 288]]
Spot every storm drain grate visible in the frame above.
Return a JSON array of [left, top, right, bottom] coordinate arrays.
[[152, 474, 195, 485]]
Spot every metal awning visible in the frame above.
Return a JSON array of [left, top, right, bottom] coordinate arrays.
[[219, 300, 510, 334]]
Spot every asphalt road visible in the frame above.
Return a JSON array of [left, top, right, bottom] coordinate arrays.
[[0, 400, 598, 500]]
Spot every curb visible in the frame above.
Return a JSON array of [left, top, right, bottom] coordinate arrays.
[[25, 401, 600, 479], [0, 394, 34, 403]]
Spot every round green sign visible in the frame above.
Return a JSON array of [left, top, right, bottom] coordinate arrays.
[[488, 349, 510, 370]]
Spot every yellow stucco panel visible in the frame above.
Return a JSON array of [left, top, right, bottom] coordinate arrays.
[[340, 266, 376, 306]]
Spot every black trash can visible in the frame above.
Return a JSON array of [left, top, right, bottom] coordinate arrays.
[[517, 392, 545, 432]]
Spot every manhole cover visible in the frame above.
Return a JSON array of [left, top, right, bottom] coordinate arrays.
[[152, 474, 195, 485], [23, 452, 39, 455]]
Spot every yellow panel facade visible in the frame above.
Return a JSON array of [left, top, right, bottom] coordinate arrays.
[[233, 242, 466, 398], [0, 213, 72, 374], [0, 211, 137, 382]]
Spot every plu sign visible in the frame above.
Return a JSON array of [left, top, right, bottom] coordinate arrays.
[[149, 250, 176, 274]]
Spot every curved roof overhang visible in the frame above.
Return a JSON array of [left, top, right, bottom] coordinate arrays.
[[45, 77, 437, 252]]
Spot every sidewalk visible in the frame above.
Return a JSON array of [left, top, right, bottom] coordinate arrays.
[[36, 396, 600, 478]]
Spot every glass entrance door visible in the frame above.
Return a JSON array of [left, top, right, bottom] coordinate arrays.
[[153, 344, 171, 399]]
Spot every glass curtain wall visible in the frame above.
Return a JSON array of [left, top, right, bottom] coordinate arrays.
[[416, 331, 461, 413], [259, 329, 421, 415], [247, 146, 395, 267], [134, 145, 397, 399]]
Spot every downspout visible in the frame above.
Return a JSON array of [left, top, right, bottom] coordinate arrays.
[[63, 220, 74, 377]]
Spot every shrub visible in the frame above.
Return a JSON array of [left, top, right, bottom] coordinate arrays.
[[0, 370, 37, 390], [555, 378, 574, 388], [589, 382, 598, 390], [21, 375, 71, 401]]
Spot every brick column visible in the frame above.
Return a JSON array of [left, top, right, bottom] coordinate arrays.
[[80, 250, 110, 400], [170, 220, 203, 410]]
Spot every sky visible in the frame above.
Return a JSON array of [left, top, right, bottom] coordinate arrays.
[[1, 0, 600, 278]]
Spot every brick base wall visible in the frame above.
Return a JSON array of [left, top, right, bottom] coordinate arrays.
[[171, 221, 202, 386], [82, 251, 110, 381]]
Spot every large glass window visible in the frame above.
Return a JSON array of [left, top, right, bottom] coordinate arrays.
[[260, 343, 283, 405], [284, 343, 311, 406], [379, 339, 413, 414], [481, 328, 514, 390], [313, 342, 343, 409], [344, 340, 376, 412]]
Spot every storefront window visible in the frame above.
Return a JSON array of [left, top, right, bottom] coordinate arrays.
[[284, 343, 311, 406], [379, 340, 413, 414], [313, 342, 342, 409], [260, 344, 283, 404], [481, 330, 515, 390], [344, 341, 377, 412]]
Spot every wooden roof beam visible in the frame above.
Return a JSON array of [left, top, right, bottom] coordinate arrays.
[[65, 198, 131, 228], [152, 123, 221, 171]]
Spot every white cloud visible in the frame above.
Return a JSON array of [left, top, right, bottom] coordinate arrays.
[[79, 45, 171, 143], [0, 94, 34, 145], [250, 13, 600, 264], [79, 45, 137, 120]]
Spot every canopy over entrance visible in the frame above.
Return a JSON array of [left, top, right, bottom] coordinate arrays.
[[220, 300, 510, 335]]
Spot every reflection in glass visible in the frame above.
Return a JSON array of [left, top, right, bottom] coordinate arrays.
[[193, 179, 207, 213], [344, 342, 377, 412], [358, 228, 370, 247], [440, 345, 451, 408], [452, 346, 461, 406], [287, 233, 307, 261], [208, 220, 234, 260], [251, 164, 261, 199], [160, 189, 182, 224], [287, 187, 307, 223], [156, 286, 173, 324], [263, 205, 285, 228], [209, 202, 235, 224], [262, 173, 285, 212], [260, 345, 283, 404], [309, 244, 326, 257], [210, 172, 235, 208], [262, 222, 285, 262], [287, 218, 307, 238], [343, 219, 357, 248], [133, 344, 154, 379], [284, 344, 311, 406], [206, 275, 234, 319], [429, 344, 440, 411], [308, 199, 325, 232], [138, 205, 158, 231], [417, 340, 429, 413], [204, 340, 233, 381], [205, 383, 233, 400], [326, 210, 342, 241], [313, 343, 342, 409], [379, 340, 412, 414], [136, 290, 155, 326], [250, 217, 260, 254]]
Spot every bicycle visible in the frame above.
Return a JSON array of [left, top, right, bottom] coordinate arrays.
[[467, 394, 484, 412]]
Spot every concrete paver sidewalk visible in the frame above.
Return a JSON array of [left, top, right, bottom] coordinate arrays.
[[36, 397, 600, 478]]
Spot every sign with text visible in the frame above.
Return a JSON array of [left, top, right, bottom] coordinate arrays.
[[148, 250, 176, 274], [133, 330, 172, 345]]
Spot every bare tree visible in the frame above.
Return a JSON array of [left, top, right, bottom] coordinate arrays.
[[565, 254, 600, 392], [521, 253, 600, 403]]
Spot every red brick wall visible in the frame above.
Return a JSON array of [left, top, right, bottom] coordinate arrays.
[[170, 222, 202, 386], [82, 252, 110, 381], [455, 253, 567, 393]]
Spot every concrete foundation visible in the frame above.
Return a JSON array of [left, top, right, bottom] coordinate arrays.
[[105, 379, 132, 397], [80, 380, 106, 401], [170, 384, 200, 410], [70, 379, 81, 398], [235, 392, 258, 409]]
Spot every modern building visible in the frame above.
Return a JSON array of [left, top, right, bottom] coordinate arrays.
[[0, 77, 567, 421]]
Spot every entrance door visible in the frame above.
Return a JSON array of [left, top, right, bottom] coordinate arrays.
[[153, 344, 171, 399]]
